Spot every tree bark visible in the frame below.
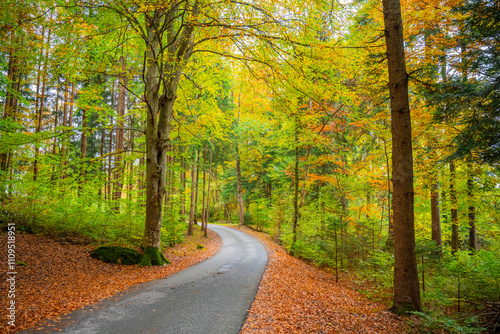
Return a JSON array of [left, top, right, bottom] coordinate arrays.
[[141, 5, 197, 263], [467, 162, 477, 252], [188, 149, 198, 235], [1, 49, 20, 182], [431, 181, 442, 255], [201, 147, 207, 231], [292, 114, 300, 254], [194, 150, 201, 226], [33, 28, 51, 181], [236, 145, 245, 225], [450, 161, 459, 255], [113, 55, 127, 209], [382, 0, 421, 313], [180, 147, 186, 216], [204, 147, 212, 237]]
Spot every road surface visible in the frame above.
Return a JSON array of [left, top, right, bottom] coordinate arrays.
[[23, 225, 268, 334]]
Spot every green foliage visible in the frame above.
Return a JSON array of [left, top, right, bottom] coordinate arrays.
[[90, 246, 142, 265], [247, 198, 272, 231], [409, 311, 484, 334], [1, 179, 145, 245]]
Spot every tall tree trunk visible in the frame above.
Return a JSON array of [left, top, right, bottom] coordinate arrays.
[[188, 149, 198, 235], [204, 147, 212, 237], [113, 56, 127, 210], [107, 81, 115, 200], [180, 147, 186, 216], [80, 106, 88, 188], [235, 145, 245, 225], [431, 181, 442, 255], [382, 0, 421, 313], [235, 91, 245, 226], [467, 162, 477, 252], [193, 150, 201, 226], [201, 147, 207, 231], [1, 50, 20, 182], [33, 28, 51, 181], [141, 4, 197, 265], [51, 82, 60, 182], [60, 79, 69, 170], [382, 136, 394, 250], [450, 161, 459, 255], [292, 115, 300, 254]]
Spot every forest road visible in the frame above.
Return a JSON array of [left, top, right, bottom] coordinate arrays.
[[22, 225, 268, 334]]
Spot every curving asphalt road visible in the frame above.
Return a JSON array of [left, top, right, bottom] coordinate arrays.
[[22, 225, 268, 334]]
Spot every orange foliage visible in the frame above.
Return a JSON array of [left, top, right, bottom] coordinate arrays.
[[237, 227, 408, 334]]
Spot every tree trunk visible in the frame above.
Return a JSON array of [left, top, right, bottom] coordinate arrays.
[[180, 148, 186, 216], [188, 149, 198, 235], [467, 162, 477, 252], [140, 4, 197, 264], [142, 10, 172, 262], [292, 115, 300, 254], [450, 161, 459, 255], [107, 81, 115, 200], [80, 105, 88, 188], [113, 55, 127, 209], [33, 28, 51, 181], [383, 136, 394, 250], [382, 0, 421, 313], [204, 147, 212, 237], [236, 145, 245, 225], [51, 83, 60, 182], [201, 147, 207, 231], [60, 79, 69, 180], [193, 150, 201, 226], [431, 181, 442, 255], [1, 50, 20, 184]]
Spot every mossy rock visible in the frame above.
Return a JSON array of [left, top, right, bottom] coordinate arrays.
[[90, 246, 142, 265]]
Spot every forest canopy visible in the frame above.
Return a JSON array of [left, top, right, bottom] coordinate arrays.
[[1, 0, 500, 331]]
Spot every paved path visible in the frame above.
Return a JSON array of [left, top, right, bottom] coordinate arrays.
[[23, 225, 268, 334]]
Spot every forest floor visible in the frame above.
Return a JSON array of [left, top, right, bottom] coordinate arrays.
[[1, 224, 409, 334], [0, 227, 221, 333], [235, 226, 410, 334]]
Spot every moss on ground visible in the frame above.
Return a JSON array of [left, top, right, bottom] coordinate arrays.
[[90, 246, 142, 265], [139, 246, 170, 266]]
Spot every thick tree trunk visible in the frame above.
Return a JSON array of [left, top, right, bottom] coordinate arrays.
[[382, 0, 421, 313], [450, 161, 459, 255], [141, 3, 197, 264], [431, 181, 442, 255], [142, 9, 171, 261]]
